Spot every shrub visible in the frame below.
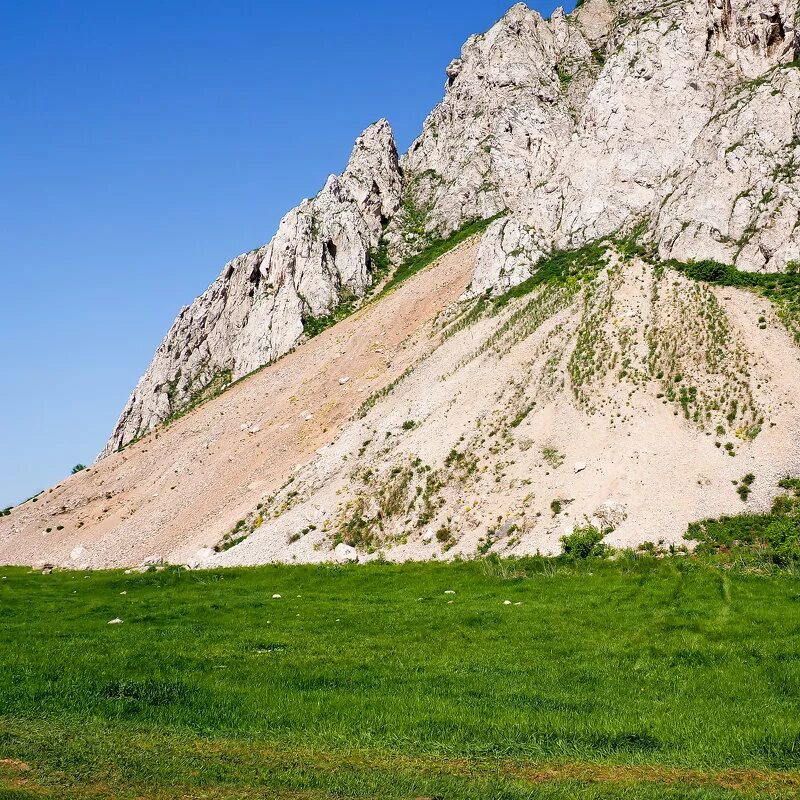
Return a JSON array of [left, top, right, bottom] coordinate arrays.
[[736, 473, 756, 501], [71, 464, 86, 475], [766, 517, 800, 565], [435, 525, 452, 543], [542, 447, 565, 469], [560, 526, 609, 560]]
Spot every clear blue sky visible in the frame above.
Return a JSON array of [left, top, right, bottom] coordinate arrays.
[[0, 0, 573, 508]]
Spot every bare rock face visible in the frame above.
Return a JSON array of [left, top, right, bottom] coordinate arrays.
[[104, 120, 401, 454], [470, 0, 800, 292], [469, 216, 547, 296], [388, 2, 605, 259], [655, 65, 800, 270]]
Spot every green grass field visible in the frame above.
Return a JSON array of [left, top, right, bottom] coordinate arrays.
[[0, 557, 799, 799]]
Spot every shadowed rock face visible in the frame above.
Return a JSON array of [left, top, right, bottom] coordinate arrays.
[[106, 0, 800, 454], [104, 120, 401, 455]]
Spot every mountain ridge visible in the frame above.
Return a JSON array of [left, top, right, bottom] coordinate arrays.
[[106, 0, 800, 455], [3, 0, 800, 568]]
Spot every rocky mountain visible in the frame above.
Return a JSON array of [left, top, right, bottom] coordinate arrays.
[[108, 0, 800, 454], [400, 0, 800, 292], [3, 0, 800, 568]]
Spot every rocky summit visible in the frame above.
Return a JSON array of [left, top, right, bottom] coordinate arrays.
[[3, 0, 800, 568]]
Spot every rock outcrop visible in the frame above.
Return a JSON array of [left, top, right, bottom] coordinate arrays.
[[104, 120, 401, 454], [388, 0, 800, 294], [389, 2, 604, 258]]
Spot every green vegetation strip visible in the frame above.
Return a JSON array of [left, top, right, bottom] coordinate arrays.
[[491, 240, 608, 309], [377, 213, 504, 298], [690, 477, 800, 566], [0, 552, 799, 798]]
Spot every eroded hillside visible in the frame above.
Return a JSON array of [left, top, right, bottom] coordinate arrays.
[[0, 239, 479, 568], [207, 244, 800, 567]]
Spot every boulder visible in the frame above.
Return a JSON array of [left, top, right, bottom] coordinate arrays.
[[334, 543, 359, 563]]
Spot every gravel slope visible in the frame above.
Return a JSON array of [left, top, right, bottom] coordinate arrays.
[[0, 239, 479, 568]]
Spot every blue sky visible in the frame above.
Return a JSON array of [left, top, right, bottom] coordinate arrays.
[[0, 0, 573, 507]]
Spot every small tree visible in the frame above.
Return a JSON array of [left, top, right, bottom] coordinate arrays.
[[71, 464, 86, 475]]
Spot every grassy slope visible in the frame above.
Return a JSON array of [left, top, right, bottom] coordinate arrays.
[[1, 559, 799, 799]]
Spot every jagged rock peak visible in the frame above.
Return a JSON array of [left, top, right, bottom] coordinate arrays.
[[388, 0, 619, 260], [102, 120, 401, 456], [341, 118, 402, 237]]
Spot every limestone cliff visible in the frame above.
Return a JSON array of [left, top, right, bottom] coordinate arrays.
[[106, 0, 800, 453]]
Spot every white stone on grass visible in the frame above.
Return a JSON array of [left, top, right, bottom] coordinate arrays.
[[334, 543, 358, 563]]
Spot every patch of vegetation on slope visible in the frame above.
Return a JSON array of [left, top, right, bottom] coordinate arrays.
[[491, 240, 609, 309], [1, 553, 799, 799], [644, 272, 763, 439], [379, 213, 505, 297], [300, 287, 362, 339], [687, 476, 800, 568], [439, 238, 780, 440], [440, 240, 610, 376], [332, 448, 483, 552], [162, 366, 233, 427], [664, 258, 800, 346], [301, 215, 504, 342]]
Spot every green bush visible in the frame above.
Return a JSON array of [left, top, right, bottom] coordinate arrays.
[[765, 517, 800, 565], [71, 464, 86, 475], [560, 525, 609, 560]]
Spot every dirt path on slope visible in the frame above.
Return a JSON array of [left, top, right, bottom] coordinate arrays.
[[0, 238, 479, 568]]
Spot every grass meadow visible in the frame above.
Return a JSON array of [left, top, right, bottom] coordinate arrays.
[[0, 557, 798, 799]]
